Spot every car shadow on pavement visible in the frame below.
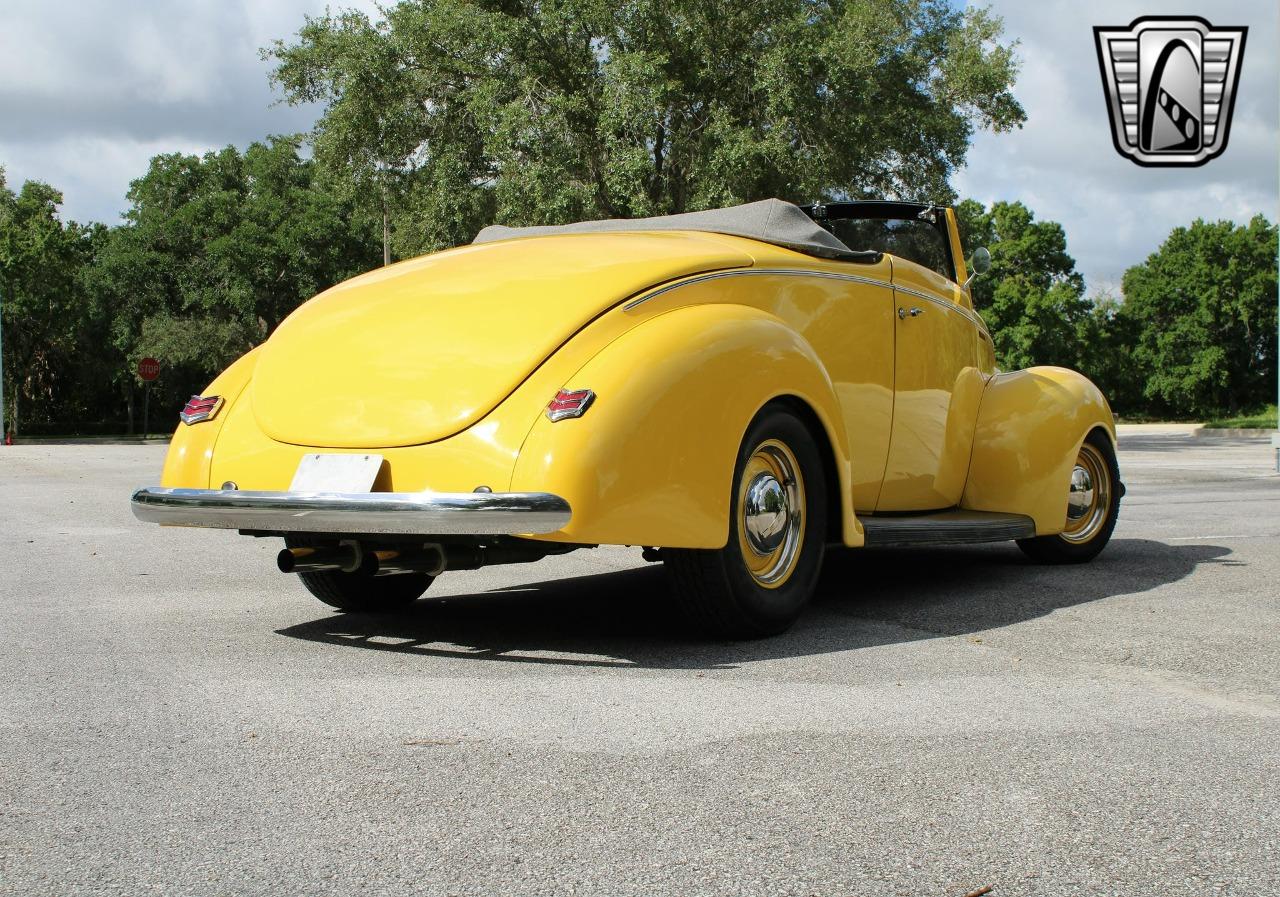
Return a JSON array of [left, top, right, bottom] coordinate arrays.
[[274, 538, 1235, 669], [272, 534, 1239, 670]]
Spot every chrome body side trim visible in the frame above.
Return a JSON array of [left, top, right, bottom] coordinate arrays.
[[623, 267, 887, 310], [888, 282, 984, 329], [623, 267, 991, 334], [130, 487, 572, 535]]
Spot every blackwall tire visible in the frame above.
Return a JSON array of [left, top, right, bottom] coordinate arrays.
[[664, 405, 827, 638], [1017, 428, 1121, 565], [284, 536, 432, 612]]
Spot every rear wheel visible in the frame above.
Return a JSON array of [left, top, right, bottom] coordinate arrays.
[[284, 537, 432, 612], [298, 570, 431, 612], [1017, 429, 1121, 564], [665, 406, 827, 638]]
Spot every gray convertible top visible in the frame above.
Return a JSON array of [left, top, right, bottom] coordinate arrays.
[[472, 198, 876, 262]]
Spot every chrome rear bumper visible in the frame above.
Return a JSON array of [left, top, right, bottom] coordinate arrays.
[[130, 487, 571, 536]]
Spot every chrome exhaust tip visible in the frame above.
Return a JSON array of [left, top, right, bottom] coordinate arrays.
[[277, 540, 562, 578], [277, 542, 365, 574], [277, 542, 447, 577], [367, 545, 447, 577]]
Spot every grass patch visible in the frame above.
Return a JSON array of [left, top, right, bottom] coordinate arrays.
[[1203, 405, 1278, 429]]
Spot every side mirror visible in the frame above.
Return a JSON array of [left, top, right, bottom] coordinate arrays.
[[963, 246, 991, 289]]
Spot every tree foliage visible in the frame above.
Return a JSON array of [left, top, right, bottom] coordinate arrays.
[[955, 202, 1277, 418], [0, 170, 104, 435], [94, 136, 377, 338], [268, 0, 1025, 256], [0, 142, 381, 434], [954, 198, 1092, 372], [83, 137, 380, 428], [1120, 217, 1278, 416], [1076, 289, 1144, 416]]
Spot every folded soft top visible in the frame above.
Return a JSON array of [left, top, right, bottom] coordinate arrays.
[[472, 198, 876, 262]]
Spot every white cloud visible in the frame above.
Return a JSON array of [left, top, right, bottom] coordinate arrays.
[[0, 0, 381, 222], [954, 0, 1278, 292], [0, 136, 212, 225]]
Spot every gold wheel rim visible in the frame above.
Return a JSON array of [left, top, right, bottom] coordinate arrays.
[[1061, 442, 1111, 544], [736, 439, 805, 589]]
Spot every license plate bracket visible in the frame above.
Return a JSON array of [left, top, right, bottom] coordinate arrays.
[[289, 453, 384, 493]]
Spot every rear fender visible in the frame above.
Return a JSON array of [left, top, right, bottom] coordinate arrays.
[[160, 347, 262, 489], [961, 366, 1116, 534], [511, 304, 860, 548]]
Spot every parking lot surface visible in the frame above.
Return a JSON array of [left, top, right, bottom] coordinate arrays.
[[2, 431, 1277, 896]]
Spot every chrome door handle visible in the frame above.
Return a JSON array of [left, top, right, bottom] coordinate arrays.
[[897, 306, 924, 319]]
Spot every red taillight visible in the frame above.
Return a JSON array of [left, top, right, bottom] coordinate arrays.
[[180, 395, 224, 425], [546, 388, 595, 422]]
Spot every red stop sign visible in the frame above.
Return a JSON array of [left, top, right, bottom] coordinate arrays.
[[137, 357, 160, 382]]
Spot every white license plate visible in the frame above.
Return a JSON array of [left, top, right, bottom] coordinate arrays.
[[289, 453, 384, 493]]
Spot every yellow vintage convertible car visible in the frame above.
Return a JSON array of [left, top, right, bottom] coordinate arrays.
[[132, 199, 1122, 637]]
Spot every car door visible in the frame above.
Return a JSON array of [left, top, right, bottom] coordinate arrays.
[[735, 264, 896, 513], [876, 259, 987, 512]]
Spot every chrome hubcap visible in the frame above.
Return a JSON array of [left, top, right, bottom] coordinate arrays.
[[1066, 465, 1095, 522], [743, 473, 790, 554], [737, 440, 805, 589], [1062, 442, 1111, 544]]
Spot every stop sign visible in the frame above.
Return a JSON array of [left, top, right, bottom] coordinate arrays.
[[137, 357, 160, 382]]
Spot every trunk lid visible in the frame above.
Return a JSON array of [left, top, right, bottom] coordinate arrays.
[[250, 231, 753, 447]]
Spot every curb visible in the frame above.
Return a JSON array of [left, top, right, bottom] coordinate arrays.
[[1193, 428, 1278, 438], [7, 436, 171, 446], [1114, 423, 1203, 436]]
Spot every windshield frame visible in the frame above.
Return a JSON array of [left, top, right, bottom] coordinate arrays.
[[801, 201, 958, 285]]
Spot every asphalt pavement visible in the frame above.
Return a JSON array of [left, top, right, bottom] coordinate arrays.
[[1, 429, 1277, 896]]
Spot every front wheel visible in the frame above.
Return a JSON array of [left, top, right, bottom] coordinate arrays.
[[664, 406, 827, 638], [1017, 429, 1121, 564]]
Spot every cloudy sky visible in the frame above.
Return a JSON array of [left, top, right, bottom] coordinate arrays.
[[954, 0, 1278, 292], [1, 0, 1275, 292]]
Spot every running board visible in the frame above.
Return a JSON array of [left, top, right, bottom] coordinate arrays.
[[860, 510, 1036, 547]]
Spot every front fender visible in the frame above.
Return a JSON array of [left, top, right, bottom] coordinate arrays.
[[511, 303, 859, 548], [961, 366, 1116, 534], [160, 347, 262, 489]]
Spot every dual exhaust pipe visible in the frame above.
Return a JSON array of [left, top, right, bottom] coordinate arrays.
[[277, 540, 555, 578]]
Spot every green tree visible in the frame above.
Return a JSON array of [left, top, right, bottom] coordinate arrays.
[[87, 137, 380, 427], [268, 0, 1025, 256], [0, 170, 100, 436], [1120, 216, 1277, 417], [954, 198, 1091, 372], [1077, 288, 1144, 416]]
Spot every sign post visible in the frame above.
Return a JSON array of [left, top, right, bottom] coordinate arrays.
[[137, 357, 160, 436]]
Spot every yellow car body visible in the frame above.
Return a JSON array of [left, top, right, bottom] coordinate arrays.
[[134, 199, 1120, 635]]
